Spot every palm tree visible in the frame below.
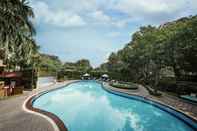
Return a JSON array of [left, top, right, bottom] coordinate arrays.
[[0, 0, 35, 38], [0, 0, 37, 70]]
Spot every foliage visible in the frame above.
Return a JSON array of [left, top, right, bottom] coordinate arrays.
[[110, 82, 138, 90], [63, 59, 92, 73], [101, 15, 197, 94], [0, 0, 39, 70], [38, 54, 62, 76], [57, 59, 93, 81], [0, 0, 39, 89], [144, 85, 162, 96], [90, 70, 108, 79]]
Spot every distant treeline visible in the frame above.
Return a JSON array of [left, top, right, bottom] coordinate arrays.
[[38, 53, 62, 76]]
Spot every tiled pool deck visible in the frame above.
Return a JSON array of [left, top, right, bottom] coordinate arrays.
[[0, 80, 196, 131]]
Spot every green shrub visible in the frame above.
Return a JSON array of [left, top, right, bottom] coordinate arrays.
[[110, 82, 138, 90], [149, 90, 162, 96]]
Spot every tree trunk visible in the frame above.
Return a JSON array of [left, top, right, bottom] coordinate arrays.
[[173, 65, 181, 81], [154, 67, 160, 93]]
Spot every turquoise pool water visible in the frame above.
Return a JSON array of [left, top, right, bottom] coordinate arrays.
[[33, 81, 195, 131]]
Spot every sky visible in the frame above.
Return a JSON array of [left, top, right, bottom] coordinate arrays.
[[30, 0, 197, 67]]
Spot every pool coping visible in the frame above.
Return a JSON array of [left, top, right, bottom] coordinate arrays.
[[24, 81, 81, 131], [23, 82, 75, 131], [24, 94, 68, 131], [24, 80, 197, 131]]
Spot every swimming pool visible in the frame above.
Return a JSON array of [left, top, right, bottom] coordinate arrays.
[[32, 81, 196, 131]]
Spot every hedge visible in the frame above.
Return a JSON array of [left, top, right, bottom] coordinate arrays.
[[110, 82, 138, 90]]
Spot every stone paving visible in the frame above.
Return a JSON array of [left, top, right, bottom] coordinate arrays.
[[0, 81, 73, 131], [150, 92, 197, 119]]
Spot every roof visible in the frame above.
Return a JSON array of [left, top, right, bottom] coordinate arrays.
[[0, 72, 22, 78]]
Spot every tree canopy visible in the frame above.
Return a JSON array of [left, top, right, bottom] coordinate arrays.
[[100, 15, 197, 88], [63, 59, 92, 73], [36, 53, 68, 77]]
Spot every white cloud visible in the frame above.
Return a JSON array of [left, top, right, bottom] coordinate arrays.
[[32, 1, 86, 27], [47, 0, 98, 13], [115, 0, 174, 14], [112, 0, 197, 23], [31, 0, 129, 28], [112, 20, 128, 28], [90, 10, 111, 23], [88, 10, 128, 28], [107, 32, 121, 38], [31, 0, 197, 28]]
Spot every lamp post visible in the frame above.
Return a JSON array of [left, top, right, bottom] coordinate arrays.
[[31, 55, 39, 89]]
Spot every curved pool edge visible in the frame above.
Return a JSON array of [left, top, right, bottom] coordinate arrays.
[[101, 82, 197, 130], [24, 95, 68, 131], [22, 81, 77, 131]]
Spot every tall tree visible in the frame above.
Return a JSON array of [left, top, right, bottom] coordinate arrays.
[[101, 15, 197, 89]]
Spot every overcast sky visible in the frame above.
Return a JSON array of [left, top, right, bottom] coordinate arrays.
[[30, 0, 197, 67]]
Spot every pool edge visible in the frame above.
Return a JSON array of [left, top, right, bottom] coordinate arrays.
[[22, 81, 79, 131]]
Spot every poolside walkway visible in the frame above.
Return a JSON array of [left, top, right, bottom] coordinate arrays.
[[105, 83, 197, 120], [0, 81, 73, 131]]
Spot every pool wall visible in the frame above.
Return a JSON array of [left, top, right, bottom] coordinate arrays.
[[26, 80, 197, 131]]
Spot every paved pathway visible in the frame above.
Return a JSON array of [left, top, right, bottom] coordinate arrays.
[[0, 81, 72, 131], [150, 92, 197, 119]]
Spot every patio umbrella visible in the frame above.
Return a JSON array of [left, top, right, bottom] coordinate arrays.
[[83, 73, 90, 77], [102, 74, 109, 78]]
